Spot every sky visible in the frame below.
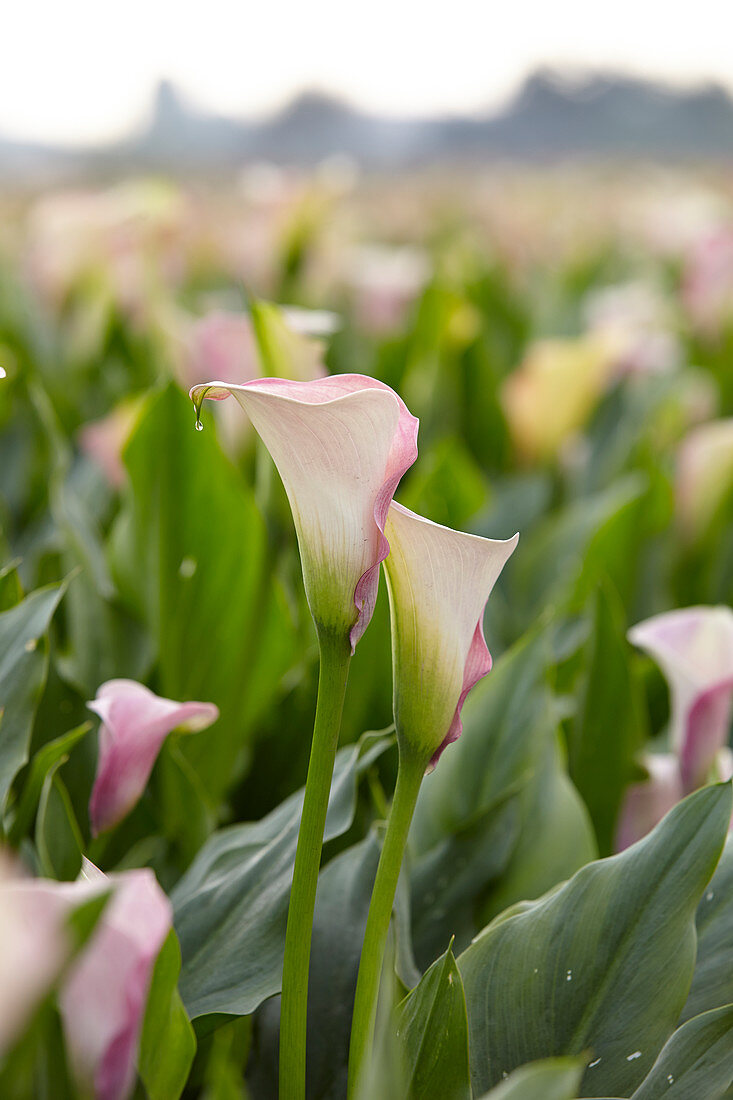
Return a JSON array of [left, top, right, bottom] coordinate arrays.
[[3, 0, 732, 145]]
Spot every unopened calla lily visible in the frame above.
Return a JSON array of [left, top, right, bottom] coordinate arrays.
[[190, 375, 419, 649], [88, 680, 219, 836]]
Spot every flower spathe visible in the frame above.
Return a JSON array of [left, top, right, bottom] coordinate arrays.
[[88, 680, 219, 836], [383, 502, 519, 767], [190, 375, 419, 649], [60, 862, 171, 1100], [0, 859, 171, 1100], [628, 606, 733, 792]]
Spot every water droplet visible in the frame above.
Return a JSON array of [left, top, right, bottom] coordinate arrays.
[[501, 1072, 508, 1079], [626, 1051, 642, 1061], [179, 557, 197, 578], [589, 1058, 602, 1068], [195, 418, 204, 432], [24, 638, 37, 652], [566, 969, 572, 981], [706, 890, 714, 901], [447, 973, 454, 985], [667, 1074, 674, 1085], [533, 968, 539, 974]]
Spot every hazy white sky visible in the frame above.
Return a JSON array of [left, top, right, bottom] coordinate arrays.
[[3, 0, 732, 144]]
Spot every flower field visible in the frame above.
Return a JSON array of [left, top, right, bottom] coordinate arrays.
[[1, 163, 733, 1099]]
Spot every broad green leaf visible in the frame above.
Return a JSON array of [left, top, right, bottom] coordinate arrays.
[[410, 629, 595, 964], [138, 930, 196, 1100], [6, 722, 90, 844], [458, 783, 732, 1098], [568, 583, 647, 855], [476, 1056, 587, 1099], [0, 582, 66, 809], [250, 831, 415, 1100], [394, 945, 471, 1100], [683, 834, 733, 1021], [35, 767, 83, 880], [172, 733, 391, 1019], [632, 1004, 733, 1100], [110, 382, 297, 799]]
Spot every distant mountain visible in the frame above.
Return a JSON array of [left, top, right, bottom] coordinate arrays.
[[3, 69, 733, 180]]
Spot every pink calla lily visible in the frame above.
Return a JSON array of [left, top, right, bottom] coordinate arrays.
[[190, 375, 419, 649], [382, 502, 518, 767], [0, 860, 171, 1100], [616, 606, 733, 849], [60, 862, 171, 1100], [628, 606, 733, 792], [88, 680, 219, 836]]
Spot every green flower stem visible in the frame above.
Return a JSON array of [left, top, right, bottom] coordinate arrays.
[[279, 631, 352, 1100], [347, 750, 426, 1100]]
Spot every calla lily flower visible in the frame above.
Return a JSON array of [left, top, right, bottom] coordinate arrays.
[[0, 859, 170, 1100], [628, 606, 733, 791], [676, 418, 733, 541], [190, 375, 419, 649], [501, 335, 615, 463], [616, 606, 733, 849], [88, 680, 219, 836], [0, 857, 73, 1055], [60, 862, 171, 1100], [383, 502, 518, 767]]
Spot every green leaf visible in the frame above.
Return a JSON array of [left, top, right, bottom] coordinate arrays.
[[138, 930, 196, 1100], [250, 830, 415, 1100], [458, 783, 732, 1099], [631, 1004, 733, 1100], [35, 767, 83, 880], [395, 944, 471, 1100], [0, 582, 66, 809], [683, 834, 733, 1021], [476, 1056, 587, 1099], [6, 722, 90, 844], [410, 629, 595, 965], [568, 583, 647, 855], [0, 560, 23, 611], [172, 733, 391, 1019], [110, 382, 297, 800]]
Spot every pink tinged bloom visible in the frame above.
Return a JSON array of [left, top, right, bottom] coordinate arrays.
[[382, 502, 518, 768], [614, 754, 684, 851], [59, 864, 171, 1100], [190, 375, 419, 650], [88, 680, 219, 836], [0, 859, 75, 1055], [676, 419, 733, 541], [628, 607, 733, 793]]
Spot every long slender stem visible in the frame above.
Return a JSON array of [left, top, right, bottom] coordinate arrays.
[[279, 632, 352, 1100], [347, 751, 426, 1100]]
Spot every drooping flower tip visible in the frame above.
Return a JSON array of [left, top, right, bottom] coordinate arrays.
[[88, 679, 218, 836]]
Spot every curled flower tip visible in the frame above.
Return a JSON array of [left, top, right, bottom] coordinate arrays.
[[383, 502, 518, 768], [88, 679, 219, 836], [190, 375, 418, 650], [628, 606, 733, 793]]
